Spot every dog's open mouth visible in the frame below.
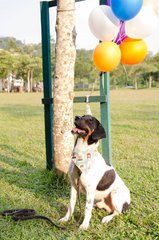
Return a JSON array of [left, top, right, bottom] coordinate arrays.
[[71, 127, 86, 134], [71, 122, 87, 135]]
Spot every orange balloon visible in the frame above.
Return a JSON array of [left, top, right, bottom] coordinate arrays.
[[93, 41, 121, 72], [120, 38, 147, 65]]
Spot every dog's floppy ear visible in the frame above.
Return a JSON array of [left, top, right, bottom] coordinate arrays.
[[92, 123, 106, 141]]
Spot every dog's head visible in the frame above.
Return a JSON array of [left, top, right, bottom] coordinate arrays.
[[71, 115, 106, 145]]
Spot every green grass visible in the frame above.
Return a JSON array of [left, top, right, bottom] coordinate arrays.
[[0, 90, 159, 240]]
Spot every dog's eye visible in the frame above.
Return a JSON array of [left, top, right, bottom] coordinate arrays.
[[88, 118, 93, 122]]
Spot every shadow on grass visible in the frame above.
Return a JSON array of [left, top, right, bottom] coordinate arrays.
[[0, 144, 40, 163], [0, 144, 70, 216]]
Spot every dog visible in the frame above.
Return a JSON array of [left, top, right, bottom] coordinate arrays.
[[60, 115, 130, 230]]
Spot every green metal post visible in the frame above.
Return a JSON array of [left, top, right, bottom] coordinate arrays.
[[41, 1, 53, 170], [99, 0, 112, 164], [100, 73, 112, 164]]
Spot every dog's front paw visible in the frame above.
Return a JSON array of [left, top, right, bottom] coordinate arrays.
[[59, 216, 69, 223], [79, 222, 89, 230], [101, 215, 112, 224]]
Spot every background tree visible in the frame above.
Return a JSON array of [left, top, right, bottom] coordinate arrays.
[[75, 49, 99, 90], [0, 37, 42, 91], [0, 50, 14, 89], [142, 55, 158, 89], [110, 64, 129, 88]]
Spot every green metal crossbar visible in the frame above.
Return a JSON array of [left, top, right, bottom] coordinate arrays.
[[40, 0, 112, 170], [74, 95, 107, 103], [49, 0, 85, 7]]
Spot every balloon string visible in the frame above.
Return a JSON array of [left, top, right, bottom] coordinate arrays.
[[114, 21, 126, 45]]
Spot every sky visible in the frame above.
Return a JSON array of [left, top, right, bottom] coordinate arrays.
[[0, 0, 159, 54]]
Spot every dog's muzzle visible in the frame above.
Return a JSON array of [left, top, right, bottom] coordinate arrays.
[[71, 116, 87, 136]]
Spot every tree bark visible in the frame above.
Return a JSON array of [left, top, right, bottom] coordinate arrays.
[[134, 76, 138, 90], [30, 70, 33, 92], [27, 70, 30, 92], [148, 74, 152, 89], [54, 0, 76, 174]]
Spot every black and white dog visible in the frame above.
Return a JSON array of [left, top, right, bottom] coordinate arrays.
[[60, 115, 130, 230]]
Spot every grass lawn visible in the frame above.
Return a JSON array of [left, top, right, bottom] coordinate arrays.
[[0, 89, 159, 240]]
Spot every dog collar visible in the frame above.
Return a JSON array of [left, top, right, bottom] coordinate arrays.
[[72, 148, 97, 174]]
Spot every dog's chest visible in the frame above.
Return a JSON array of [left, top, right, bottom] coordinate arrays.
[[70, 139, 107, 188], [72, 147, 97, 174], [71, 138, 100, 174]]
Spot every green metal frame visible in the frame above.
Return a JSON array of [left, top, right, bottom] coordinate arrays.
[[40, 0, 112, 170]]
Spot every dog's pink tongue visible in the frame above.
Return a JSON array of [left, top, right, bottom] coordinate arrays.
[[72, 128, 85, 134]]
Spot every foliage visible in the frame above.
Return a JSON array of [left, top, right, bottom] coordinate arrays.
[[75, 50, 159, 90], [0, 37, 159, 90], [0, 37, 23, 50], [0, 90, 159, 240], [111, 53, 159, 89], [0, 50, 15, 79], [0, 37, 42, 88], [75, 49, 99, 90]]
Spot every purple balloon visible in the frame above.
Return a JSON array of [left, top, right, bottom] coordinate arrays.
[[107, 0, 110, 6], [115, 21, 127, 45]]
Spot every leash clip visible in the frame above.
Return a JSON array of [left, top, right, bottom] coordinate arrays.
[[86, 96, 89, 103]]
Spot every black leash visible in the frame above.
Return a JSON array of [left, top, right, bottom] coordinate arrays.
[[1, 176, 82, 230], [1, 209, 66, 229]]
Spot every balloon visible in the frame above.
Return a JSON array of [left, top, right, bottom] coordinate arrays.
[[143, 0, 159, 15], [107, 0, 110, 6], [93, 42, 121, 72], [88, 5, 120, 42], [125, 6, 159, 39], [119, 38, 147, 65], [110, 0, 143, 21]]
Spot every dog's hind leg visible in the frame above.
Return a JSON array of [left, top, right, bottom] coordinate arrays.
[[59, 183, 77, 222], [101, 192, 120, 223], [95, 199, 112, 213], [101, 189, 130, 224]]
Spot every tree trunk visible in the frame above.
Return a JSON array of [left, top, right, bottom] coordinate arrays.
[[112, 78, 116, 90], [27, 70, 30, 92], [148, 74, 152, 89], [54, 0, 76, 174], [134, 76, 138, 90], [30, 70, 33, 92]]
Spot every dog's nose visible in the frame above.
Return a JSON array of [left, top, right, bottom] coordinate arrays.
[[75, 116, 80, 121]]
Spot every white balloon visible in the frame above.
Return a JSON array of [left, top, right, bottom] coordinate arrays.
[[143, 0, 159, 16], [125, 6, 159, 39], [88, 5, 120, 42]]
